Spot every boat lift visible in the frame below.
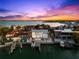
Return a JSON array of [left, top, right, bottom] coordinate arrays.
[[31, 39, 41, 52], [9, 37, 22, 54]]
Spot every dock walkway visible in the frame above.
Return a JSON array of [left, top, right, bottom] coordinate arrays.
[[0, 42, 13, 48]]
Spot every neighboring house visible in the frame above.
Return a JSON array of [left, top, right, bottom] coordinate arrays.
[[54, 29, 75, 47], [6, 30, 28, 44], [60, 29, 75, 44], [6, 34, 13, 40]]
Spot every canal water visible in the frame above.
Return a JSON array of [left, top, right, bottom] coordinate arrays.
[[0, 20, 43, 26], [0, 45, 79, 59], [0, 20, 79, 59]]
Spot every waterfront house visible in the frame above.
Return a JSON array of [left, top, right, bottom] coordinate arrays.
[[54, 29, 75, 47], [30, 29, 54, 44], [30, 29, 52, 50], [31, 29, 48, 40]]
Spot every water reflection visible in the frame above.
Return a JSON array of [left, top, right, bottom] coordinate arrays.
[[0, 45, 79, 59]]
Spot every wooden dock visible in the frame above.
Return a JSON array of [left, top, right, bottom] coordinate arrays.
[[0, 42, 13, 48]]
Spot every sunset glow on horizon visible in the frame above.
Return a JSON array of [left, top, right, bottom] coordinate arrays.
[[0, 0, 79, 20]]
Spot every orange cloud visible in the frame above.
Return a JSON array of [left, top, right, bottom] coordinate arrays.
[[8, 15, 79, 21], [0, 5, 79, 21], [0, 15, 79, 21]]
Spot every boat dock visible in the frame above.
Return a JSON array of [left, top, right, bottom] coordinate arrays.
[[27, 39, 54, 44], [0, 39, 54, 48], [0, 42, 13, 48]]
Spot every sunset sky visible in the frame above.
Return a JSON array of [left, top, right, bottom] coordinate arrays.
[[0, 0, 79, 20]]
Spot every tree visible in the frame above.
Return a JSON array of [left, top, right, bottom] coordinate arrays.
[[48, 27, 55, 41], [10, 25, 14, 31], [0, 26, 10, 44], [72, 31, 79, 44], [73, 26, 79, 31], [72, 26, 79, 44]]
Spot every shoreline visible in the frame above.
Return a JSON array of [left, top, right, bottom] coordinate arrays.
[[0, 41, 78, 49]]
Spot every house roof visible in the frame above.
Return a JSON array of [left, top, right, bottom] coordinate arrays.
[[32, 29, 48, 33], [54, 29, 73, 33], [61, 29, 73, 33], [6, 30, 28, 37]]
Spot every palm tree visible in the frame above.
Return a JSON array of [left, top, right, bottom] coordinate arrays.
[[48, 27, 55, 41]]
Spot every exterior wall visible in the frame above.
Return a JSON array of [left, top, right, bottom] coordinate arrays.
[[60, 33, 73, 41], [31, 30, 48, 40]]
